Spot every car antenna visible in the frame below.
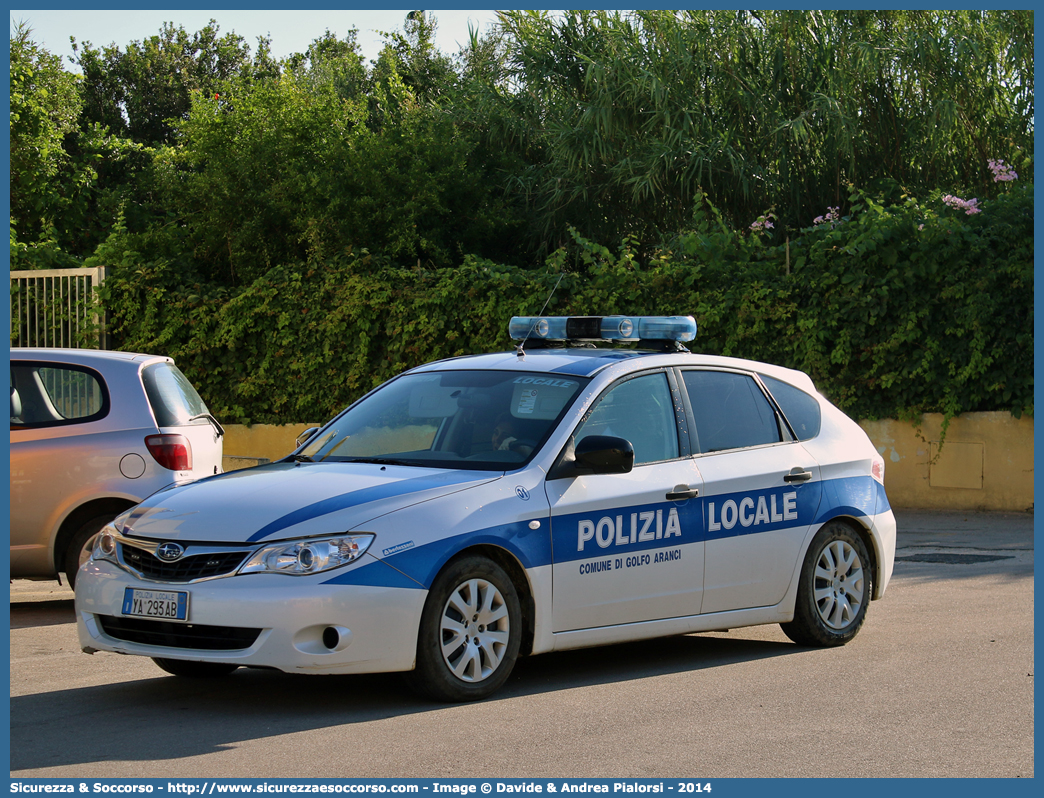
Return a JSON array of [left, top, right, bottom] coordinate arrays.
[[517, 273, 565, 359]]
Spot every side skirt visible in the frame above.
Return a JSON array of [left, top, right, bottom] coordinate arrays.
[[547, 602, 795, 654]]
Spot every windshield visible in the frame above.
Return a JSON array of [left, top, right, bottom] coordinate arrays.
[[300, 370, 588, 470]]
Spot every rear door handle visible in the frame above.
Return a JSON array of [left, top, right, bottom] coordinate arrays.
[[783, 467, 813, 484], [666, 484, 700, 500]]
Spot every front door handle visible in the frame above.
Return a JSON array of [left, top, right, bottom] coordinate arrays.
[[666, 484, 700, 501], [783, 467, 813, 484]]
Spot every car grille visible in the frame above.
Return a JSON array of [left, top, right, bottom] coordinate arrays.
[[98, 615, 262, 650], [120, 544, 250, 581]]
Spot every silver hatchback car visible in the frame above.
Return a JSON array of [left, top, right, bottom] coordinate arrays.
[[9, 349, 224, 587]]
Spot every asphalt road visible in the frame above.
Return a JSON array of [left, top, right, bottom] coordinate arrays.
[[9, 510, 1034, 779]]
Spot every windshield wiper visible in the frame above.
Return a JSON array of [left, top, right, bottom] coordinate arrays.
[[189, 412, 225, 438], [291, 454, 314, 463], [344, 456, 412, 466]]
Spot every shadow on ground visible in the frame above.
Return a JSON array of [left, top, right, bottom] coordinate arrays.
[[11, 632, 796, 772]]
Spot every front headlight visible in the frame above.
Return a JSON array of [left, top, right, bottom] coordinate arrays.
[[91, 523, 123, 565], [239, 534, 375, 576]]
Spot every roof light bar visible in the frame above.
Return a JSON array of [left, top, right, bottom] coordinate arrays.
[[509, 315, 697, 342]]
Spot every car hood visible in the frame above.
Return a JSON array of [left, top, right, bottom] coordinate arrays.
[[120, 461, 500, 544]]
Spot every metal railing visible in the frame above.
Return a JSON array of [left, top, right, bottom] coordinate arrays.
[[9, 266, 109, 349]]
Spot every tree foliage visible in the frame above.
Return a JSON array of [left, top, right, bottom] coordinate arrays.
[[472, 10, 1034, 253], [7, 11, 1034, 425], [97, 182, 1032, 425], [73, 20, 276, 147], [149, 30, 518, 285], [9, 23, 90, 266], [375, 11, 458, 104]]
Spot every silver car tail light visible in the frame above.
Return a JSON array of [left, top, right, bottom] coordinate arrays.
[[145, 433, 192, 471]]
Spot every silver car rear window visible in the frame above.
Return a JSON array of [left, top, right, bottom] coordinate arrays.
[[141, 362, 210, 427]]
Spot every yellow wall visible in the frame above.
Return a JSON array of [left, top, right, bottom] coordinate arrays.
[[222, 423, 318, 471], [860, 412, 1033, 512], [222, 413, 1034, 512]]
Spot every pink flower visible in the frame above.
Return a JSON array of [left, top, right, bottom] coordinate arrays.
[[988, 159, 1018, 182], [813, 207, 841, 227], [942, 195, 981, 215], [749, 210, 777, 235]]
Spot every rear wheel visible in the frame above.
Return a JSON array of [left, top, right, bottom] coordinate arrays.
[[781, 521, 872, 647], [405, 556, 521, 702], [63, 514, 116, 590], [152, 658, 239, 678]]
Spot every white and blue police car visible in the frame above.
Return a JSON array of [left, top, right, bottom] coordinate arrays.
[[75, 315, 896, 702]]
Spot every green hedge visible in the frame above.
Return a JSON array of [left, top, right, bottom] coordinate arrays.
[[97, 184, 1033, 426]]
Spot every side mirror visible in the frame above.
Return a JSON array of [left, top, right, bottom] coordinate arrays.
[[549, 435, 634, 480], [295, 426, 320, 449]]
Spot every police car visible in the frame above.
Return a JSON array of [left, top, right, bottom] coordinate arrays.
[[75, 315, 896, 702]]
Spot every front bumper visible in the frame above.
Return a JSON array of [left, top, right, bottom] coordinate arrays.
[[75, 560, 427, 674]]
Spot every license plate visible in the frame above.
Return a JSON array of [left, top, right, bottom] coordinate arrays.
[[122, 587, 189, 621]]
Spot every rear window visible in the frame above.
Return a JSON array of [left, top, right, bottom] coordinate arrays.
[[760, 375, 822, 440], [141, 362, 211, 427]]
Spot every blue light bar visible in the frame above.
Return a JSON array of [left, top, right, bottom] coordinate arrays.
[[634, 316, 697, 341], [508, 315, 697, 342], [509, 316, 570, 340]]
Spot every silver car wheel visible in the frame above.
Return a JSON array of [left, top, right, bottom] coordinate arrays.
[[813, 539, 865, 630], [440, 577, 511, 683]]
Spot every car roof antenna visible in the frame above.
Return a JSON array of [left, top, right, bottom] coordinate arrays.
[[517, 272, 565, 359]]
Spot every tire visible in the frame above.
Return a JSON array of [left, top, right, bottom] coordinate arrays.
[[152, 658, 239, 678], [63, 514, 116, 590], [405, 556, 522, 702], [781, 521, 872, 647]]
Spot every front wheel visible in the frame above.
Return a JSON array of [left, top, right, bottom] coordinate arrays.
[[152, 658, 239, 678], [405, 556, 522, 702], [781, 521, 872, 647]]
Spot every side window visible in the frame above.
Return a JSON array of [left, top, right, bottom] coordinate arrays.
[[760, 374, 822, 440], [682, 370, 781, 453], [10, 363, 108, 428], [575, 372, 680, 465]]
